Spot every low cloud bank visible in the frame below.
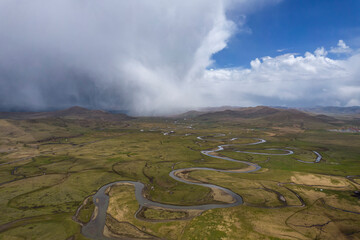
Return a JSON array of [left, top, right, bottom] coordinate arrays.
[[203, 41, 360, 108]]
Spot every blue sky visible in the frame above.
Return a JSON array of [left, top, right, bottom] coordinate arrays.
[[214, 0, 360, 68]]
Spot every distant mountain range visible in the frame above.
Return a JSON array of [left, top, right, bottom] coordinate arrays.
[[0, 106, 358, 127], [174, 106, 360, 128], [0, 106, 131, 121], [195, 106, 360, 116], [299, 106, 360, 115]]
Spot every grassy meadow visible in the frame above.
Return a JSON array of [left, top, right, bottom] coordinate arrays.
[[0, 109, 359, 239]]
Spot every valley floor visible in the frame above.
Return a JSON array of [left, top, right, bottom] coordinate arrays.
[[0, 111, 359, 239]]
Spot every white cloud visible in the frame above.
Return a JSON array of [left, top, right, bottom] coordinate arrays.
[[314, 47, 328, 57], [330, 40, 352, 54], [201, 42, 360, 108]]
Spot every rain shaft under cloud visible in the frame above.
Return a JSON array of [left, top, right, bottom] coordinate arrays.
[[0, 0, 239, 115]]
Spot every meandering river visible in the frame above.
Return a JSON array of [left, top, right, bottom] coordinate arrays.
[[81, 137, 321, 239]]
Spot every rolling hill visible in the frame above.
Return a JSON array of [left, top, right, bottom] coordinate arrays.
[[178, 106, 344, 128]]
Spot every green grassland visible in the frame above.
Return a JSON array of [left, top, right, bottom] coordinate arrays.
[[0, 112, 359, 239]]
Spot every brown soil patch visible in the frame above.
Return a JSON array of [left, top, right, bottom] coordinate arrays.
[[144, 205, 202, 217], [228, 165, 258, 173], [265, 132, 277, 137], [211, 187, 235, 203], [106, 184, 136, 222], [174, 170, 203, 184], [272, 127, 305, 134], [293, 187, 327, 203], [0, 120, 32, 140], [255, 168, 269, 173], [207, 151, 221, 157], [92, 206, 98, 220], [290, 173, 351, 189], [105, 215, 157, 239]]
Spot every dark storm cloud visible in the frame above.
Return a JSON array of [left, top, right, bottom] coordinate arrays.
[[0, 0, 237, 114]]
